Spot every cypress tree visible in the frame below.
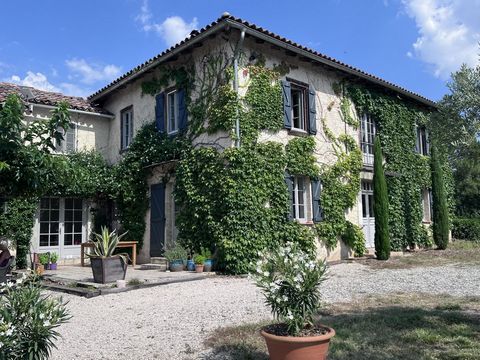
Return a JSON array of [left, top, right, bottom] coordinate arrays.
[[431, 144, 450, 249], [373, 137, 390, 260]]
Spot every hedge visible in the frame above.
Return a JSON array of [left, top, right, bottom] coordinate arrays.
[[452, 218, 480, 242]]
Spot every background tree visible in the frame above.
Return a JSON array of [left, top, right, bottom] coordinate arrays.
[[431, 144, 450, 249], [373, 137, 390, 260]]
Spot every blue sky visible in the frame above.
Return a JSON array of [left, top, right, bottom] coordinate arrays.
[[0, 0, 478, 101]]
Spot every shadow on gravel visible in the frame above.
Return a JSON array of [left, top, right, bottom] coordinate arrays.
[[204, 297, 480, 360]]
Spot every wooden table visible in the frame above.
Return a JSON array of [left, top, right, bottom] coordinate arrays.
[[81, 241, 138, 267]]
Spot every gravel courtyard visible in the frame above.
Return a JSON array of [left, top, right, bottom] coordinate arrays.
[[50, 262, 480, 360]]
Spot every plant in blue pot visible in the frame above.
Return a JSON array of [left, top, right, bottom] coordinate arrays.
[[186, 253, 195, 272], [201, 247, 213, 272], [165, 245, 188, 272]]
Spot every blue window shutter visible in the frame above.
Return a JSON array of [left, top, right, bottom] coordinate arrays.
[[120, 114, 124, 149], [155, 93, 165, 133], [281, 80, 292, 129], [285, 172, 294, 220], [425, 128, 430, 155], [415, 125, 420, 153], [311, 179, 322, 222], [177, 89, 187, 131], [308, 86, 317, 135]]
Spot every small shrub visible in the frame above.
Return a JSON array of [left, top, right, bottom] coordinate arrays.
[[253, 242, 327, 336], [38, 253, 50, 266], [452, 218, 480, 242], [193, 254, 205, 265], [0, 273, 70, 359], [342, 221, 367, 257], [164, 244, 188, 262], [49, 252, 59, 264]]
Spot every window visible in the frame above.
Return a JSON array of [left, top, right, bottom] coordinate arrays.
[[55, 123, 76, 153], [361, 181, 374, 219], [422, 189, 432, 222], [121, 107, 134, 150], [39, 198, 60, 247], [290, 84, 307, 131], [64, 198, 83, 246], [416, 126, 429, 156], [360, 113, 375, 165], [167, 90, 179, 134], [292, 176, 308, 221]]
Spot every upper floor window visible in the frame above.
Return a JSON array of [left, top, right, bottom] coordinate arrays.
[[291, 84, 308, 131], [55, 123, 76, 153], [121, 106, 133, 150], [360, 113, 376, 165], [416, 126, 429, 156], [167, 90, 179, 135]]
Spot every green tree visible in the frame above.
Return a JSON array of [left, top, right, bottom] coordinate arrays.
[[373, 137, 390, 260], [431, 144, 450, 249], [455, 142, 480, 216]]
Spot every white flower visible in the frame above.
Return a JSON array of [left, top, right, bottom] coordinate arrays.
[[39, 313, 45, 320], [263, 271, 269, 277], [43, 320, 50, 327]]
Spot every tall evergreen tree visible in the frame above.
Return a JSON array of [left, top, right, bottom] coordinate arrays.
[[373, 137, 390, 260], [431, 144, 450, 249]]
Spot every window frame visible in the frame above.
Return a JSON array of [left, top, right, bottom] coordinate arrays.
[[422, 188, 432, 223], [288, 80, 309, 132], [292, 176, 309, 222], [166, 90, 179, 135], [360, 113, 376, 166], [416, 126, 429, 156], [55, 122, 77, 153], [120, 106, 134, 151]]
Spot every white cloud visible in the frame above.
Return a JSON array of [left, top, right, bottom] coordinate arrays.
[[403, 0, 480, 79], [7, 71, 60, 92], [136, 0, 198, 47], [65, 58, 122, 85]]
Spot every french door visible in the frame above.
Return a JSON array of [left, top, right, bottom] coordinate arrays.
[[37, 198, 86, 258], [361, 181, 375, 248]]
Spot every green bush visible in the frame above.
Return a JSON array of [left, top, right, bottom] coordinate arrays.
[[452, 218, 480, 242], [342, 221, 367, 257], [431, 145, 450, 249], [193, 254, 206, 265], [0, 273, 70, 359], [373, 137, 390, 260], [164, 244, 187, 262]]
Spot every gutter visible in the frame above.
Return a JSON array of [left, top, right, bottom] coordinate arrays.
[[233, 27, 246, 148], [224, 19, 437, 108], [89, 22, 229, 102], [30, 103, 115, 119]]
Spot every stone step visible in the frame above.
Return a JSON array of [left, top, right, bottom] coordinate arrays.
[[150, 257, 168, 265], [139, 263, 167, 271]]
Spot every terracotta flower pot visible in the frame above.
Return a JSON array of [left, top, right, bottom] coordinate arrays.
[[195, 264, 204, 273], [35, 264, 45, 276], [261, 326, 335, 360]]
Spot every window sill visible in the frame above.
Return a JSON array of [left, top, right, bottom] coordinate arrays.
[[422, 220, 432, 224], [296, 220, 315, 226], [288, 128, 309, 137]]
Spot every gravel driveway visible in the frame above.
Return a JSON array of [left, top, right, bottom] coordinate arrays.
[[50, 262, 480, 360]]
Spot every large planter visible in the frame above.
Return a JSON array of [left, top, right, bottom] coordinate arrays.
[[195, 264, 204, 273], [90, 256, 127, 284], [169, 259, 184, 272], [187, 259, 195, 271], [203, 259, 212, 272], [261, 326, 335, 360]]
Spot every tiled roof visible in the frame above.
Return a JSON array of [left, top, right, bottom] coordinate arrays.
[[89, 13, 436, 108], [0, 82, 110, 115]]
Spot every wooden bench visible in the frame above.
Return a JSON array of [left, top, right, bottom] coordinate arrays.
[[81, 241, 138, 267]]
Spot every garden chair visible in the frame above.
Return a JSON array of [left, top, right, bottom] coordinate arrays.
[[0, 256, 15, 284]]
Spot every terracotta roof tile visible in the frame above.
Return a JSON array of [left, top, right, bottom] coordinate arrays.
[[0, 82, 110, 115], [88, 13, 436, 107]]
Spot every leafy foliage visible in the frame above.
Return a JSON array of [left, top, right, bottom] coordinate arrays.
[[285, 137, 320, 178], [452, 218, 480, 242], [342, 221, 367, 257], [164, 244, 188, 262], [373, 137, 391, 260], [431, 145, 450, 250], [0, 273, 70, 360], [253, 242, 327, 336]]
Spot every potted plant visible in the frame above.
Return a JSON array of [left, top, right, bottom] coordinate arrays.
[[254, 242, 334, 360], [193, 254, 205, 273], [201, 247, 213, 272], [186, 254, 195, 271], [49, 252, 59, 270], [38, 253, 49, 273], [87, 226, 129, 284], [164, 244, 187, 272]]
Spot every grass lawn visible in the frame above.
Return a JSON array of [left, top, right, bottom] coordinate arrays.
[[205, 293, 480, 360], [356, 240, 480, 269]]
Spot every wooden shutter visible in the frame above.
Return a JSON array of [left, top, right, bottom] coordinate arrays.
[[281, 80, 292, 129], [415, 125, 420, 153], [308, 86, 317, 135], [311, 179, 322, 222], [155, 93, 165, 133], [177, 89, 187, 131], [285, 172, 294, 220]]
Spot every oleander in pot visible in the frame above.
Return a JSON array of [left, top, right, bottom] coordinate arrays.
[[87, 226, 129, 284], [193, 254, 205, 273], [165, 245, 188, 272], [49, 252, 59, 270], [254, 242, 334, 360]]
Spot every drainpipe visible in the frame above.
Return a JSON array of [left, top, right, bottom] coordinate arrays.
[[233, 27, 246, 148]]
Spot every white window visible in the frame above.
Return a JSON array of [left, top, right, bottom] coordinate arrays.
[[416, 126, 429, 156], [64, 198, 84, 246], [55, 123, 76, 153], [291, 84, 307, 131], [292, 176, 308, 221], [360, 113, 375, 165], [422, 189, 432, 222], [167, 90, 179, 134], [121, 107, 134, 150], [39, 198, 60, 247]]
